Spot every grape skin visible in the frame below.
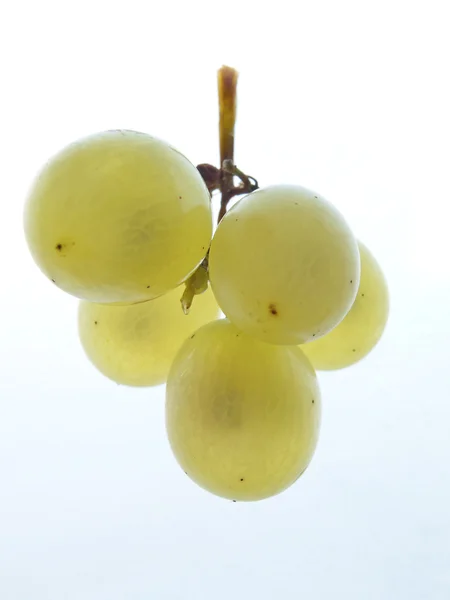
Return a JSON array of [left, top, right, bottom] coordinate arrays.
[[166, 319, 321, 501], [209, 185, 360, 345], [24, 130, 212, 303], [301, 241, 389, 370], [78, 287, 219, 387]]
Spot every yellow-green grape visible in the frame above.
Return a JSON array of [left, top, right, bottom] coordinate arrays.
[[78, 286, 219, 387], [24, 130, 212, 303], [209, 185, 360, 345], [301, 241, 389, 370], [166, 319, 321, 502]]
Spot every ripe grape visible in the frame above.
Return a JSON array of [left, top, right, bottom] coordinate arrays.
[[24, 130, 212, 303], [208, 185, 360, 345], [166, 319, 321, 501], [78, 287, 219, 387], [301, 242, 389, 370]]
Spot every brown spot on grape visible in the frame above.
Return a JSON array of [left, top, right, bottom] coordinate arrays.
[[350, 280, 353, 284], [179, 196, 182, 200], [190, 333, 196, 339], [51, 279, 56, 283], [312, 399, 315, 404], [361, 293, 365, 297], [55, 244, 62, 251], [240, 478, 244, 482], [232, 500, 237, 503], [352, 348, 356, 352], [269, 303, 278, 316], [312, 333, 316, 337], [94, 321, 98, 325], [147, 285, 151, 289]]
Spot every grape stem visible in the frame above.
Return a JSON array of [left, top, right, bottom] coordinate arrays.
[[217, 66, 258, 222], [184, 66, 258, 314], [218, 65, 238, 222], [196, 66, 259, 222]]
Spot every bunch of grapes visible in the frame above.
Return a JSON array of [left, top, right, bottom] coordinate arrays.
[[23, 67, 389, 503]]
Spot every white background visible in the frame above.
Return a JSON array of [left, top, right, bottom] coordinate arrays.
[[1, 1, 449, 599]]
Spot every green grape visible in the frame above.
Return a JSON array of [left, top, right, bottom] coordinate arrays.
[[78, 286, 219, 387], [301, 241, 389, 370], [166, 319, 321, 502], [24, 130, 212, 303], [209, 185, 360, 345]]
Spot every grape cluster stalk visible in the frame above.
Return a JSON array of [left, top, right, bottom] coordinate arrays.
[[23, 66, 389, 502]]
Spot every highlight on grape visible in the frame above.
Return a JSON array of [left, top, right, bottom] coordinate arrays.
[[23, 66, 389, 502]]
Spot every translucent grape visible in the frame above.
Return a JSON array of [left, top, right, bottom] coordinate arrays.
[[209, 185, 360, 345], [301, 241, 389, 370], [166, 319, 321, 501], [78, 287, 219, 387], [24, 130, 212, 303]]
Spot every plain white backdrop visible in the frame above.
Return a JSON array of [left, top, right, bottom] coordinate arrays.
[[1, 1, 449, 598]]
